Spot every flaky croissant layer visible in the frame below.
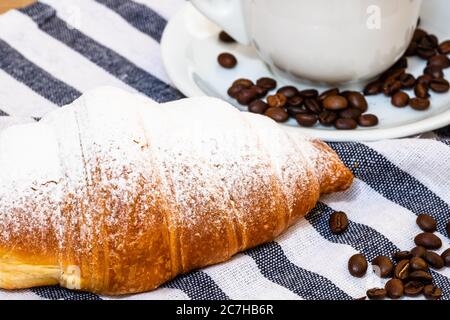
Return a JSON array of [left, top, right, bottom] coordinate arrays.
[[0, 87, 352, 295]]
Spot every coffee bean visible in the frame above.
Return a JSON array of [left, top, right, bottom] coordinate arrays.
[[277, 86, 298, 99], [299, 89, 319, 99], [405, 41, 417, 56], [385, 279, 404, 299], [339, 108, 361, 120], [248, 100, 269, 114], [357, 114, 379, 127], [304, 99, 322, 114], [323, 95, 348, 111], [372, 256, 394, 278], [424, 66, 444, 79], [423, 251, 444, 269], [227, 84, 246, 98], [392, 251, 412, 261], [404, 281, 424, 297], [381, 68, 405, 82], [318, 111, 338, 126], [414, 83, 430, 98], [400, 73, 416, 89], [318, 88, 339, 101], [410, 257, 428, 272], [383, 80, 402, 96], [424, 34, 439, 48], [364, 81, 383, 95], [439, 40, 450, 54], [287, 96, 304, 107], [416, 74, 433, 87], [265, 107, 289, 123], [441, 248, 450, 267], [428, 54, 450, 69], [286, 105, 309, 117], [391, 91, 410, 107], [414, 232, 442, 250], [295, 114, 318, 127], [447, 221, 450, 237], [366, 288, 387, 300], [423, 285, 442, 300], [416, 44, 436, 60], [236, 88, 257, 105], [409, 270, 433, 284], [348, 254, 368, 278], [416, 214, 437, 232], [335, 118, 357, 130], [391, 57, 408, 70], [256, 77, 277, 90], [251, 85, 268, 98], [394, 259, 410, 280], [417, 47, 436, 60], [218, 31, 236, 43], [232, 78, 253, 88], [430, 78, 450, 93], [413, 28, 428, 43], [218, 52, 237, 68], [409, 98, 430, 111], [329, 211, 348, 235], [345, 92, 368, 112], [411, 246, 427, 258], [267, 93, 287, 108]]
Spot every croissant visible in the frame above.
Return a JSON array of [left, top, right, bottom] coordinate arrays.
[[0, 87, 352, 295]]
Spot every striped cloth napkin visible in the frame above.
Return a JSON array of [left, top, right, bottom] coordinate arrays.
[[0, 0, 449, 301]]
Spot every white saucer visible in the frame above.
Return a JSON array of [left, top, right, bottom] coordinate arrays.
[[161, 1, 450, 142]]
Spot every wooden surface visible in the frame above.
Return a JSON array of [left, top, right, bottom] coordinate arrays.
[[0, 0, 35, 13]]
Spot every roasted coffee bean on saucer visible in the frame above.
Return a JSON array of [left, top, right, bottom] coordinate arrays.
[[430, 78, 450, 93], [267, 93, 287, 108], [265, 107, 289, 123], [323, 95, 348, 111], [357, 114, 378, 127], [335, 118, 357, 130], [295, 114, 318, 127], [392, 91, 410, 107], [248, 100, 269, 114], [218, 52, 237, 68], [256, 77, 277, 90], [277, 86, 298, 99], [410, 98, 431, 111], [218, 31, 236, 43]]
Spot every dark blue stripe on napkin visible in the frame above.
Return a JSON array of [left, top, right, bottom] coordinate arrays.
[[0, 109, 9, 116], [164, 271, 229, 300], [32, 286, 102, 300], [309, 202, 450, 300], [0, 39, 81, 106], [95, 0, 167, 42], [246, 243, 351, 300], [329, 142, 450, 235], [19, 2, 184, 103]]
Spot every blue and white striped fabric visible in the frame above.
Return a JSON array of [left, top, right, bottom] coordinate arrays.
[[0, 0, 449, 300]]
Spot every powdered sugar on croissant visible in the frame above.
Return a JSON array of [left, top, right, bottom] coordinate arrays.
[[0, 87, 352, 294]]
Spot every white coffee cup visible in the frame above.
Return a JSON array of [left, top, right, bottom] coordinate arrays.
[[191, 0, 423, 85]]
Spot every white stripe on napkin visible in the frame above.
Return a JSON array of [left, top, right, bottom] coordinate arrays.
[[0, 69, 57, 117], [103, 287, 190, 300]]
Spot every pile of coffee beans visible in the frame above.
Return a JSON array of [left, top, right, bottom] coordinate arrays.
[[339, 213, 450, 300], [364, 28, 450, 111], [226, 78, 378, 130], [217, 26, 450, 130]]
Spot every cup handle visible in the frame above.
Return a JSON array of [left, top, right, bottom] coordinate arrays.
[[190, 0, 251, 44]]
